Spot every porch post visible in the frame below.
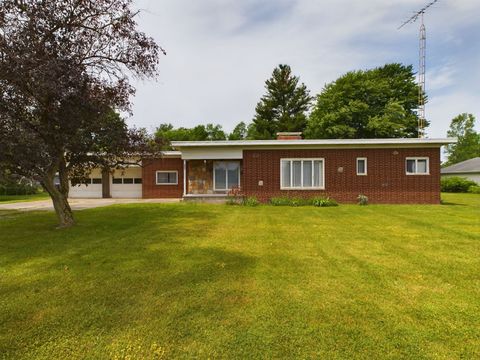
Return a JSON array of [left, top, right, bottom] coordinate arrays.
[[183, 160, 187, 197]]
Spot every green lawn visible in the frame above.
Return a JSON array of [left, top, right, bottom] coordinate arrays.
[[0, 192, 49, 203], [1, 194, 479, 359]]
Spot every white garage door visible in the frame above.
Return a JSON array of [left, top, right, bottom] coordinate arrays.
[[69, 170, 103, 198], [111, 167, 142, 198]]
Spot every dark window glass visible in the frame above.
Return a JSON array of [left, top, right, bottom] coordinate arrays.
[[112, 178, 122, 184], [157, 172, 177, 184], [406, 159, 416, 173], [92, 178, 102, 184], [134, 178, 142, 184], [123, 178, 133, 184]]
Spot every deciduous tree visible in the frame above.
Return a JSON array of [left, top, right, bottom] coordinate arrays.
[[0, 0, 161, 227], [305, 64, 423, 139], [444, 113, 480, 166]]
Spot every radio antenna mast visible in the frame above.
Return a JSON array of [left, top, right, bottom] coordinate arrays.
[[399, 0, 438, 138]]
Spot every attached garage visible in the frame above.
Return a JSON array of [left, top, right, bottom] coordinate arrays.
[[69, 166, 143, 199]]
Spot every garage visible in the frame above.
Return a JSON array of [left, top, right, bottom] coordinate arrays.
[[69, 166, 143, 199], [110, 167, 142, 198], [68, 169, 103, 198]]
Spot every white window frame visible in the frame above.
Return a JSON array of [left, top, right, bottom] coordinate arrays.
[[405, 157, 430, 175], [280, 158, 325, 190], [156, 170, 178, 185], [356, 157, 367, 176], [213, 161, 241, 191]]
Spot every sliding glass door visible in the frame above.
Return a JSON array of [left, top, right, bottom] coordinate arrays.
[[213, 161, 240, 191]]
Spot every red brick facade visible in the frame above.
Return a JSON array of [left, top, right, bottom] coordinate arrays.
[[142, 158, 183, 198], [241, 147, 441, 204]]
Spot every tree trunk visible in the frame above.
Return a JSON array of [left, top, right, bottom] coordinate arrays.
[[102, 167, 111, 198], [41, 164, 75, 228]]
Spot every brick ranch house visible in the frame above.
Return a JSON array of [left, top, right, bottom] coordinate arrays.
[[69, 133, 455, 204]]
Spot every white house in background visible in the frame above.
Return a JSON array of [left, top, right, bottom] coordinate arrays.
[[441, 157, 480, 184]]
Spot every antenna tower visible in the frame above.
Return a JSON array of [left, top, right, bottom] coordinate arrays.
[[399, 0, 438, 138]]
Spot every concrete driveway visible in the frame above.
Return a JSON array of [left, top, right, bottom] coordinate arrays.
[[0, 198, 180, 211]]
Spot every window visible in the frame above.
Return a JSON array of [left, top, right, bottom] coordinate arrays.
[[214, 161, 240, 191], [406, 157, 429, 175], [123, 178, 134, 184], [280, 159, 324, 189], [156, 171, 178, 185], [357, 158, 367, 175], [92, 178, 102, 184], [112, 178, 122, 184], [134, 178, 142, 184]]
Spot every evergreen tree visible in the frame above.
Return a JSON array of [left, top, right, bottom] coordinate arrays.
[[444, 113, 480, 166], [251, 65, 312, 139], [228, 122, 247, 140]]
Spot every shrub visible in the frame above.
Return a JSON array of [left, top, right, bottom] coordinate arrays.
[[269, 197, 293, 206], [225, 197, 240, 205], [468, 185, 480, 194], [311, 197, 338, 207], [0, 182, 39, 195], [242, 197, 259, 206], [441, 177, 477, 193], [357, 194, 368, 205]]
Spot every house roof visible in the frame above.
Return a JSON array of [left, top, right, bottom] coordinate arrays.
[[171, 138, 456, 149], [441, 157, 480, 174]]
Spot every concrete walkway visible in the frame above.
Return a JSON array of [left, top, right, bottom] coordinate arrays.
[[0, 198, 180, 211]]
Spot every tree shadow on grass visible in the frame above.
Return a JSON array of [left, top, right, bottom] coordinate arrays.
[[0, 204, 258, 358]]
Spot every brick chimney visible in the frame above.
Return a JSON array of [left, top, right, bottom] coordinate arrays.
[[276, 132, 302, 140]]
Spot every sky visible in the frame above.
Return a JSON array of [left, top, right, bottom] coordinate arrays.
[[129, 0, 480, 138]]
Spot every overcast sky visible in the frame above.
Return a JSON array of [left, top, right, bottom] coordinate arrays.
[[129, 0, 480, 138]]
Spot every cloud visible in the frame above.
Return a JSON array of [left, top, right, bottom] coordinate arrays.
[[129, 0, 480, 136]]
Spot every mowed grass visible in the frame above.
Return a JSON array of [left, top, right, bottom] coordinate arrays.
[[1, 194, 479, 359], [0, 192, 49, 203]]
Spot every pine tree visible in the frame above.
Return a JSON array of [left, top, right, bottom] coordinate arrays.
[[251, 65, 312, 139]]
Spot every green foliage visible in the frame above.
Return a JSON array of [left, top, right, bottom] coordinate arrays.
[[242, 196, 259, 206], [311, 196, 338, 207], [269, 196, 338, 207], [357, 194, 369, 205], [468, 185, 480, 194], [305, 63, 423, 139], [155, 123, 227, 148], [228, 122, 248, 140], [250, 64, 313, 139], [441, 177, 478, 193], [444, 113, 480, 166]]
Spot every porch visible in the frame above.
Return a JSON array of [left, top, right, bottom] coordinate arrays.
[[182, 159, 242, 198]]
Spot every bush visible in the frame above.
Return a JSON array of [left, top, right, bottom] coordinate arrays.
[[441, 177, 477, 193], [468, 185, 480, 194], [311, 197, 338, 207], [0, 182, 39, 195], [357, 194, 368, 205], [242, 197, 259, 206]]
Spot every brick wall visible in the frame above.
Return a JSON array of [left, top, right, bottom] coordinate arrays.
[[242, 148, 441, 204], [142, 158, 183, 198]]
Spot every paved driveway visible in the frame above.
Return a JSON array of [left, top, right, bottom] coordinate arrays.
[[0, 198, 180, 211]]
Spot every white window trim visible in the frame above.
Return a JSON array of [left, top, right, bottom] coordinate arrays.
[[213, 161, 241, 191], [155, 170, 178, 185], [280, 158, 325, 190], [405, 157, 430, 175], [356, 157, 367, 176]]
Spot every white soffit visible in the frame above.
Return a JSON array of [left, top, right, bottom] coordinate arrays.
[[180, 147, 243, 160]]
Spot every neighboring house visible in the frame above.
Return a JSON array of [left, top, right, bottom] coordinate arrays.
[[69, 133, 455, 204], [441, 157, 480, 184]]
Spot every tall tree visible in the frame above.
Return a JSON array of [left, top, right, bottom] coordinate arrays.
[[250, 64, 312, 139], [305, 63, 423, 139], [228, 122, 247, 140], [444, 113, 480, 166], [0, 0, 161, 227]]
